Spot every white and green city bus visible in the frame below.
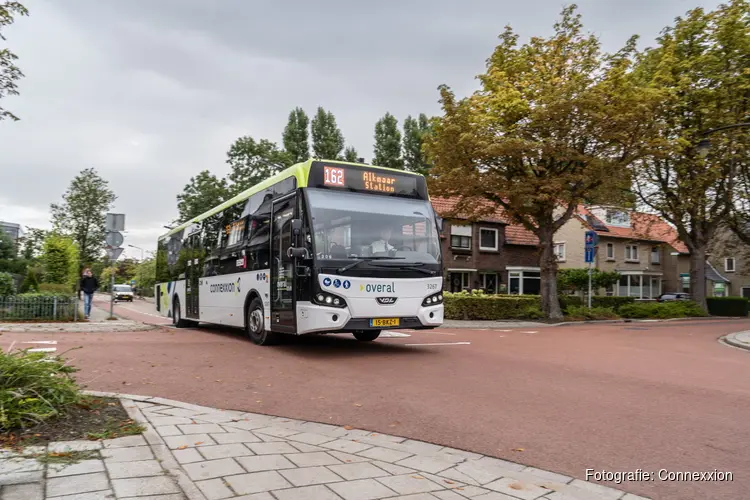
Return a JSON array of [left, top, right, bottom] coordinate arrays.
[[155, 159, 444, 345]]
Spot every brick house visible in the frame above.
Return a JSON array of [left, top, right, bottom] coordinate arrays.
[[708, 226, 750, 298], [554, 206, 694, 298], [431, 197, 539, 294]]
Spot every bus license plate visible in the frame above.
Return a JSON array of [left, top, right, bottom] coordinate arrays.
[[371, 318, 399, 327]]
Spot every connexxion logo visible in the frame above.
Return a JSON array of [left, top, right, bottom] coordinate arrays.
[[209, 277, 241, 295], [360, 282, 396, 293]]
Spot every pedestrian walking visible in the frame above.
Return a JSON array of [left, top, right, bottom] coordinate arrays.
[[80, 268, 99, 319]]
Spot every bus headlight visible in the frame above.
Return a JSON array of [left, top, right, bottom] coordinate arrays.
[[315, 292, 347, 308], [422, 292, 444, 307]]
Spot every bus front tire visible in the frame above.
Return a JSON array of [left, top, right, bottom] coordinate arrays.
[[246, 298, 279, 346], [172, 297, 189, 328], [353, 330, 381, 342]]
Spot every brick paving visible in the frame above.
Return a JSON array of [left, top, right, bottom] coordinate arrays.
[[0, 393, 645, 500]]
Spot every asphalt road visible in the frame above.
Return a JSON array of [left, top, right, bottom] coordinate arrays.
[[3, 297, 749, 500]]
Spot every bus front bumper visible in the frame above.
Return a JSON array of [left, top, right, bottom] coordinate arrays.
[[295, 302, 443, 335]]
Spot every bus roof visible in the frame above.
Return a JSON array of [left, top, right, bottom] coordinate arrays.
[[159, 158, 424, 241]]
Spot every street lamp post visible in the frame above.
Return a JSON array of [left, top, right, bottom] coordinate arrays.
[[696, 122, 750, 158], [128, 244, 145, 261]]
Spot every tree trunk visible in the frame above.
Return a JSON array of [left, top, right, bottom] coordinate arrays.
[[689, 245, 708, 312], [538, 229, 563, 320]]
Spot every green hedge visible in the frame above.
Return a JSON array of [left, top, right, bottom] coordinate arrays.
[[0, 292, 80, 321], [444, 293, 541, 320], [592, 296, 636, 311], [706, 297, 750, 317], [619, 300, 707, 319]]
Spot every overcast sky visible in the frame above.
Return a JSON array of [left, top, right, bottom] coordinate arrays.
[[0, 0, 721, 259]]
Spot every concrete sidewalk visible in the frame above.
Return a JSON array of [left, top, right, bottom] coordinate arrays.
[[0, 302, 154, 333], [1, 393, 647, 500]]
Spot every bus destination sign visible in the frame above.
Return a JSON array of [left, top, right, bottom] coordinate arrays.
[[321, 165, 416, 195]]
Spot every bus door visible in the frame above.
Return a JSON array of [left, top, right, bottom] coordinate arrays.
[[185, 232, 200, 319], [270, 193, 296, 332]]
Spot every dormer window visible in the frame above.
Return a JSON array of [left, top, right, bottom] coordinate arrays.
[[605, 209, 630, 227]]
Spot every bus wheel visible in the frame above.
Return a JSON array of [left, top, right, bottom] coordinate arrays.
[[172, 297, 188, 328], [246, 297, 279, 346], [353, 330, 381, 342]]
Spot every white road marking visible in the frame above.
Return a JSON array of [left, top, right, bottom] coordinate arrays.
[[27, 348, 57, 352], [22, 341, 58, 345], [496, 330, 512, 332], [429, 331, 457, 336], [380, 331, 411, 338], [404, 342, 471, 346], [522, 331, 539, 334]]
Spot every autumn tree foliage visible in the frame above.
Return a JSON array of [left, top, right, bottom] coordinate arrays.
[[424, 5, 658, 319]]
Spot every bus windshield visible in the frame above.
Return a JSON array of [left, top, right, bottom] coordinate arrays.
[[306, 188, 441, 263]]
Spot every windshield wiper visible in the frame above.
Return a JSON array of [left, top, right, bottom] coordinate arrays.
[[371, 262, 437, 276], [337, 256, 404, 274]]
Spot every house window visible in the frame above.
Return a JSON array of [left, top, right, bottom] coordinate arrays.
[[742, 287, 750, 299], [479, 228, 498, 251], [681, 274, 690, 293], [554, 242, 566, 261], [605, 209, 630, 226], [625, 245, 639, 262], [713, 282, 727, 297], [450, 224, 472, 250], [448, 271, 471, 292], [508, 270, 541, 295], [480, 273, 498, 294], [617, 274, 661, 299], [606, 243, 615, 260], [651, 246, 660, 265], [725, 257, 735, 272]]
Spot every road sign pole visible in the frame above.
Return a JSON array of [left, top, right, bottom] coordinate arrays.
[[110, 269, 115, 319], [588, 260, 593, 309]]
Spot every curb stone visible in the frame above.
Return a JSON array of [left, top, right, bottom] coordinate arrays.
[[721, 330, 750, 351], [82, 391, 648, 500]]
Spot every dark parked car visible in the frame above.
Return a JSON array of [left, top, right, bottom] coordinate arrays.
[[657, 292, 690, 302]]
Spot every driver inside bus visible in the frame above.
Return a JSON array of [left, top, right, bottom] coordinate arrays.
[[329, 226, 347, 259], [370, 226, 396, 253]]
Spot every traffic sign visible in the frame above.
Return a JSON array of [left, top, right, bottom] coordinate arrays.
[[584, 230, 598, 248], [130, 280, 136, 285], [106, 213, 126, 232], [105, 231, 124, 247], [585, 247, 595, 263], [106, 247, 124, 261]]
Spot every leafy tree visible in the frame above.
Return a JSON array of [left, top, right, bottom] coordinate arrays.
[[282, 107, 310, 163], [41, 233, 79, 289], [558, 269, 620, 295], [226, 136, 292, 195], [50, 168, 116, 267], [0, 229, 15, 260], [373, 112, 403, 170], [20, 227, 47, 260], [133, 257, 156, 295], [176, 170, 230, 223], [630, 0, 750, 311], [343, 146, 359, 162], [403, 114, 432, 175], [0, 271, 14, 296], [424, 6, 657, 319], [0, 1, 28, 122], [19, 266, 39, 293], [311, 107, 345, 159]]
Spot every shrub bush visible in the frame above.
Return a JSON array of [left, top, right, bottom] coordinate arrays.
[[706, 297, 750, 317], [565, 306, 619, 321], [0, 272, 15, 296], [619, 300, 707, 319], [20, 268, 40, 293], [39, 283, 73, 294], [443, 292, 540, 320], [0, 292, 78, 321], [591, 296, 636, 312], [559, 295, 583, 312], [0, 349, 82, 431]]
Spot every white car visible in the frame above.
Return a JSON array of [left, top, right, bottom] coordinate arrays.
[[113, 284, 134, 302]]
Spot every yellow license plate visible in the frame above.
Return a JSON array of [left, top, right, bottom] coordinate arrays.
[[370, 318, 400, 327]]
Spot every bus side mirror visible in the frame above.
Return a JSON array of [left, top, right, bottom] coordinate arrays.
[[436, 216, 444, 232], [288, 247, 309, 259]]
